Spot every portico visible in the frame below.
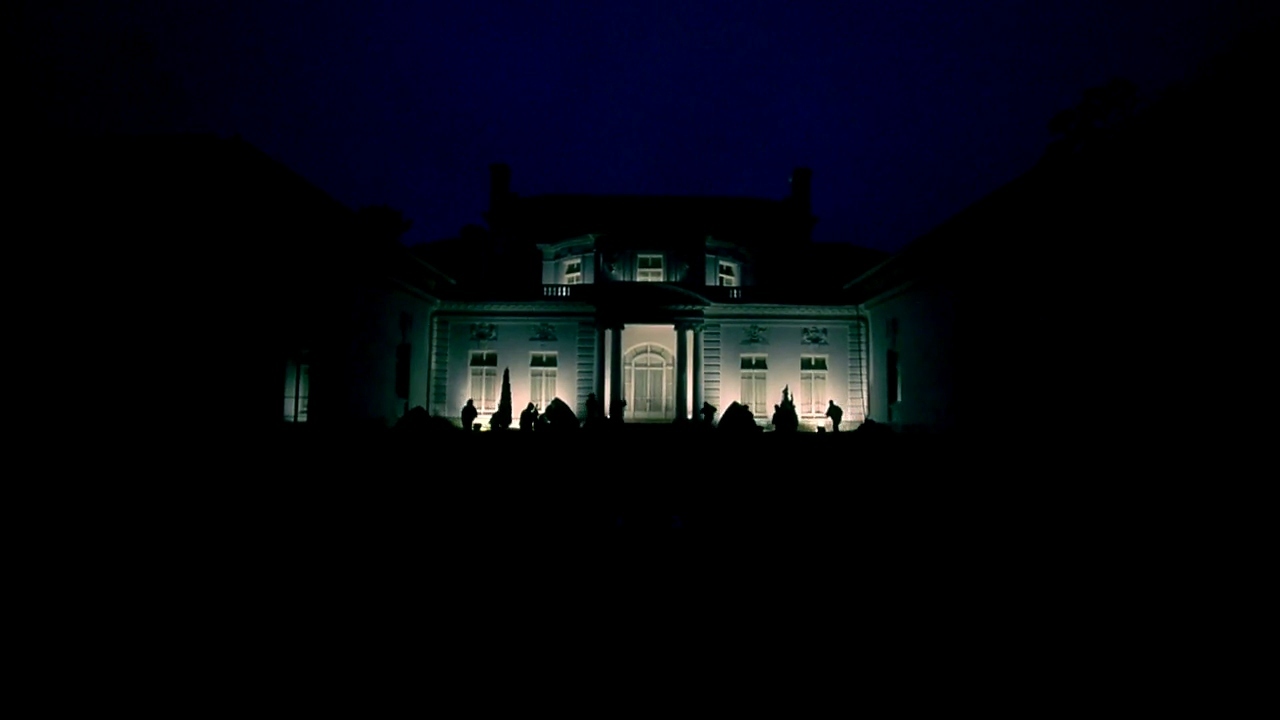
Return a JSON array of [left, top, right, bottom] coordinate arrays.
[[599, 321, 704, 421]]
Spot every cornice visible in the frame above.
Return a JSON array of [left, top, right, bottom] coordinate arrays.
[[435, 299, 865, 320], [437, 300, 596, 314], [705, 304, 863, 319]]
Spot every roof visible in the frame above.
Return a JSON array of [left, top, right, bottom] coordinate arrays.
[[490, 193, 814, 248]]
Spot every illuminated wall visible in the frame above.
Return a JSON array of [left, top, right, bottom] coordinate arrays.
[[715, 321, 864, 426], [438, 317, 583, 425]]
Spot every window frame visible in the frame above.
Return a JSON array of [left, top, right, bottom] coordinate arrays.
[[799, 354, 829, 417], [284, 358, 310, 422], [637, 254, 664, 282], [469, 350, 499, 413], [529, 352, 558, 410], [740, 354, 768, 416], [718, 261, 738, 287]]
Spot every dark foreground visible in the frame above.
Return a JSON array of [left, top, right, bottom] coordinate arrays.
[[27, 423, 1252, 705]]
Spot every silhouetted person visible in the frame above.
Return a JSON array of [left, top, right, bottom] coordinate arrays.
[[584, 392, 606, 430], [610, 397, 626, 425], [461, 399, 477, 432], [700, 401, 716, 426], [826, 400, 843, 432], [519, 402, 537, 431]]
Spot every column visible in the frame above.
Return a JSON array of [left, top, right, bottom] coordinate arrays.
[[609, 325, 624, 419], [675, 323, 690, 421], [692, 323, 704, 413]]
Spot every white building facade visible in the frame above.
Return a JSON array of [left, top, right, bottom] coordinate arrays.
[[422, 166, 877, 428]]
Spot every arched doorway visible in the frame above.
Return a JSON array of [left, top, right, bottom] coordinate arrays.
[[624, 343, 674, 420]]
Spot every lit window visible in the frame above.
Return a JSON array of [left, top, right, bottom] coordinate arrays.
[[530, 352, 558, 410], [799, 355, 828, 416], [284, 359, 310, 422], [637, 254, 664, 282], [740, 355, 768, 415], [718, 262, 737, 287], [469, 351, 499, 413], [565, 260, 582, 285]]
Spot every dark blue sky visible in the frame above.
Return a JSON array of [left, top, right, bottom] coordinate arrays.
[[20, 1, 1275, 252]]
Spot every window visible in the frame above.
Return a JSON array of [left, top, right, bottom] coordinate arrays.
[[284, 359, 309, 422], [637, 254, 664, 282], [740, 355, 768, 415], [799, 355, 828, 416], [718, 262, 738, 287], [469, 351, 499, 413], [530, 352, 557, 410], [565, 260, 582, 285]]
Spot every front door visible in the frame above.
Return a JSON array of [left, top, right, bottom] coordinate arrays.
[[625, 343, 674, 420]]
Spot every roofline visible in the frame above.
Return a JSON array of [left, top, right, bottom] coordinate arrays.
[[406, 252, 457, 285], [843, 253, 900, 290]]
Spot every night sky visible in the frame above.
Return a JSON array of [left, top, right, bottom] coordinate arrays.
[[18, 1, 1276, 253]]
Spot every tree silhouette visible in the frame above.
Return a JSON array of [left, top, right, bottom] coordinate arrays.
[[490, 367, 513, 430], [772, 385, 799, 432]]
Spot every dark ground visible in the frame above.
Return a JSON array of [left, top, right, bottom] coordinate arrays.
[[22, 423, 1254, 704]]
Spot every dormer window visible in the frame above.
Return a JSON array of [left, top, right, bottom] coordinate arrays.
[[565, 260, 582, 285], [718, 262, 738, 287], [638, 254, 664, 282]]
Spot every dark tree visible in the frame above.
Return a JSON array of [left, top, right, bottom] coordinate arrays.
[[490, 367, 513, 430], [771, 385, 799, 432]]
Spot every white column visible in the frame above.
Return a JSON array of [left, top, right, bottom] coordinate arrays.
[[675, 323, 689, 421], [609, 325, 624, 420]]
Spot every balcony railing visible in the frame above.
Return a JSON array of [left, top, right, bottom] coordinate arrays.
[[541, 282, 748, 301], [543, 284, 576, 298]]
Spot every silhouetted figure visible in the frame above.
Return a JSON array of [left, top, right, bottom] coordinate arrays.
[[609, 397, 626, 425], [519, 402, 538, 431], [584, 392, 606, 430], [460, 399, 477, 432], [699, 401, 716, 426], [826, 400, 843, 432]]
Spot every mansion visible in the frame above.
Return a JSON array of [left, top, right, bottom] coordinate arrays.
[[414, 165, 901, 430]]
